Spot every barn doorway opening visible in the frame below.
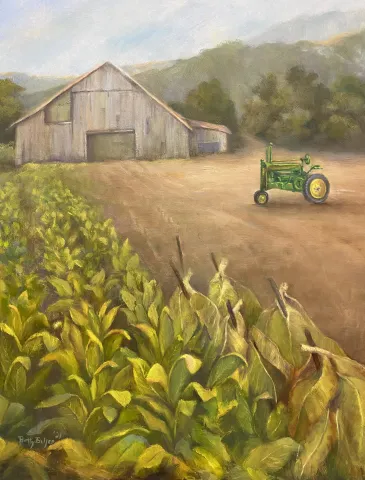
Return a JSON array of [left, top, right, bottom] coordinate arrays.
[[87, 130, 136, 162]]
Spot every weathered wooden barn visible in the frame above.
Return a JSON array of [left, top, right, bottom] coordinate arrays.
[[11, 62, 231, 165]]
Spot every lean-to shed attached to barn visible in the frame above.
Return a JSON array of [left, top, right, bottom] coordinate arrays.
[[188, 120, 232, 155], [11, 62, 231, 164]]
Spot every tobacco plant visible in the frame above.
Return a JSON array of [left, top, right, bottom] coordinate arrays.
[[0, 165, 363, 480]]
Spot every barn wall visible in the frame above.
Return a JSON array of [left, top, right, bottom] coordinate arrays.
[[193, 128, 228, 153], [15, 111, 72, 165], [71, 90, 136, 160], [134, 90, 190, 159], [72, 64, 133, 92]]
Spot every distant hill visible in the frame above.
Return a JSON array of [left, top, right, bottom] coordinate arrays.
[[134, 30, 365, 114], [0, 72, 76, 94], [10, 27, 365, 116], [21, 84, 69, 112], [249, 9, 365, 45], [122, 60, 177, 76]]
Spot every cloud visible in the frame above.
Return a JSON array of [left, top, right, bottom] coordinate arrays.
[[0, 0, 364, 75]]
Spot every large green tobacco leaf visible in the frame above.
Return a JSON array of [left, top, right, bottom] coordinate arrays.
[[83, 406, 115, 448], [191, 422, 230, 464], [190, 446, 225, 478], [22, 312, 50, 341], [136, 405, 173, 445], [134, 444, 172, 477], [289, 357, 338, 441], [134, 395, 175, 430], [168, 355, 202, 405], [103, 329, 131, 360], [266, 402, 289, 441], [101, 390, 132, 409], [208, 259, 262, 327], [69, 307, 89, 327], [101, 306, 120, 334], [146, 363, 168, 396], [0, 323, 22, 375], [90, 361, 119, 401], [190, 292, 223, 345], [182, 382, 215, 402], [86, 337, 104, 377], [247, 343, 277, 402], [262, 308, 309, 369], [131, 323, 161, 364], [294, 409, 336, 479], [97, 434, 147, 471], [66, 374, 93, 412], [35, 393, 88, 432], [283, 292, 345, 356], [158, 308, 174, 357], [23, 331, 60, 357], [250, 327, 293, 381], [301, 344, 365, 379], [4, 356, 31, 400], [48, 277, 73, 297], [335, 375, 365, 469], [24, 365, 53, 404], [8, 305, 23, 341], [40, 349, 79, 376], [95, 425, 149, 448], [207, 354, 247, 388], [168, 289, 199, 344], [47, 438, 95, 469], [242, 438, 299, 474], [208, 261, 239, 317], [0, 437, 21, 463]]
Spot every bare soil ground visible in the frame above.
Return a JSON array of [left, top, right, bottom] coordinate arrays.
[[69, 137, 365, 363]]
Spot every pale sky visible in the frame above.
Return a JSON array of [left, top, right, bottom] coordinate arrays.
[[0, 0, 364, 75]]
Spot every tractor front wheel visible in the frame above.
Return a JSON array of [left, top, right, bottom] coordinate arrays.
[[303, 174, 330, 204], [254, 190, 269, 205]]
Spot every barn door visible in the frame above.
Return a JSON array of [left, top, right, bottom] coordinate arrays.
[[87, 131, 135, 162]]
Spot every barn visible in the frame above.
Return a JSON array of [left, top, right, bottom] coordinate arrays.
[[11, 62, 231, 165]]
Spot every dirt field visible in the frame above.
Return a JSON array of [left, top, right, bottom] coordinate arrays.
[[70, 137, 365, 364]]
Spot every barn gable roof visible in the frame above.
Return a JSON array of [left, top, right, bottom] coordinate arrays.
[[10, 62, 192, 130], [187, 119, 232, 135]]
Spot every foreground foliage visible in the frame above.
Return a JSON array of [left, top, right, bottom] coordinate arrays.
[[0, 164, 364, 479]]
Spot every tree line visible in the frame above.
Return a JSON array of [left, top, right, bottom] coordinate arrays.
[[1, 65, 365, 155], [170, 65, 365, 150]]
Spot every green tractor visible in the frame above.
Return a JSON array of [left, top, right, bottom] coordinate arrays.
[[254, 143, 330, 205]]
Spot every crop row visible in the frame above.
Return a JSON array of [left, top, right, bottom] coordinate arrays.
[[0, 164, 363, 480]]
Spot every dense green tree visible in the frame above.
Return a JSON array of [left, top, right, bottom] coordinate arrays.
[[170, 79, 240, 150], [242, 73, 291, 140], [0, 79, 24, 142], [242, 64, 365, 147], [170, 79, 239, 135]]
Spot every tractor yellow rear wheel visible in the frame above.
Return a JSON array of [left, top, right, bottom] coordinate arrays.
[[303, 174, 330, 204], [254, 190, 269, 205]]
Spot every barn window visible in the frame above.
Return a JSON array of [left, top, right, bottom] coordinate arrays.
[[45, 92, 71, 124], [145, 118, 150, 135]]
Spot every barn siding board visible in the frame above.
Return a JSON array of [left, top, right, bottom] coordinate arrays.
[[134, 90, 189, 159], [72, 64, 133, 92]]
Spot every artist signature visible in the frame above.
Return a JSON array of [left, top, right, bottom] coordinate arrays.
[[18, 431, 63, 449]]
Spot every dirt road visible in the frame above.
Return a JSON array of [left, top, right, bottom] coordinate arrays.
[[70, 139, 365, 363]]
